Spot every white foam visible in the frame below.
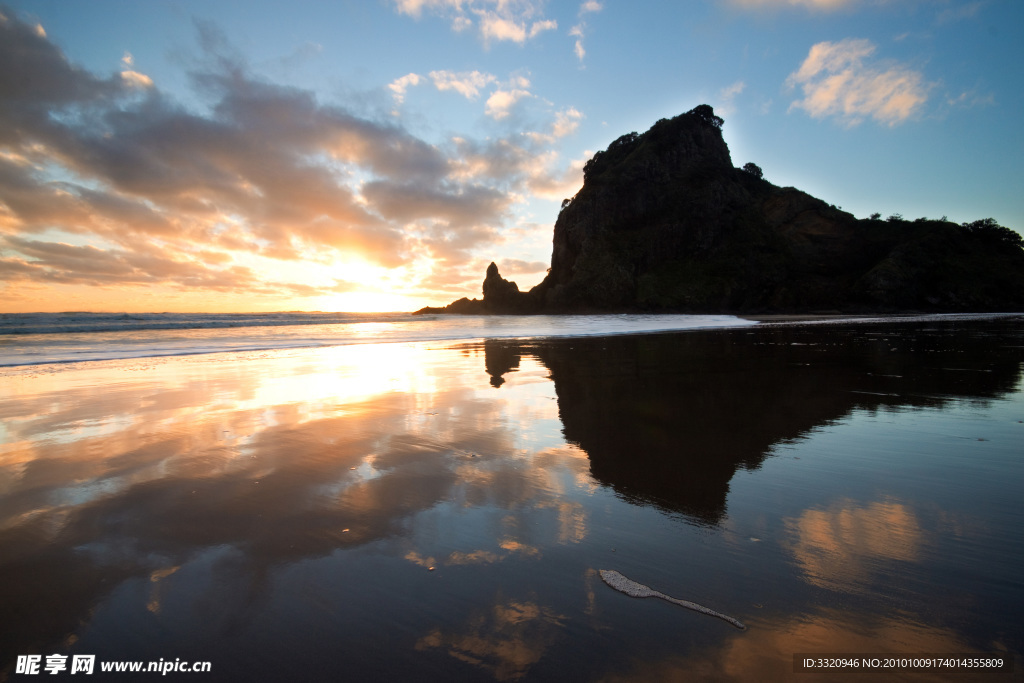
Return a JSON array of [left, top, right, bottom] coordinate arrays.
[[0, 313, 756, 367]]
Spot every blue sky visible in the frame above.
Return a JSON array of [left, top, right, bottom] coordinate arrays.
[[1, 0, 1021, 311]]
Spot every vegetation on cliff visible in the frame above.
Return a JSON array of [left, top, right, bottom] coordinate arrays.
[[418, 105, 1024, 314]]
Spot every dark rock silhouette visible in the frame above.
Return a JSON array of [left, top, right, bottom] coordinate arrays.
[[481, 262, 533, 313], [413, 262, 538, 314], [418, 105, 1024, 314]]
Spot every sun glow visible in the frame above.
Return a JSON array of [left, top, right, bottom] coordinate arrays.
[[319, 291, 428, 312], [242, 343, 442, 414]]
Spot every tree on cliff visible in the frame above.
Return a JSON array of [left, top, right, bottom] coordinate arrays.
[[582, 131, 640, 181], [687, 104, 723, 129], [961, 218, 1023, 250], [741, 162, 763, 179]]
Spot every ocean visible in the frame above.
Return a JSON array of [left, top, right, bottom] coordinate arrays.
[[1, 310, 1016, 368], [0, 311, 758, 367], [1, 311, 1022, 681]]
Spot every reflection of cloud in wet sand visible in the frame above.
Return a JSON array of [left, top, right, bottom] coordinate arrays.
[[145, 565, 180, 615], [416, 598, 566, 681], [446, 549, 502, 565], [0, 347, 531, 658], [600, 608, 991, 683], [446, 540, 541, 565], [406, 539, 542, 570], [785, 498, 922, 592], [499, 539, 541, 558], [539, 500, 588, 544], [0, 337, 617, 665]]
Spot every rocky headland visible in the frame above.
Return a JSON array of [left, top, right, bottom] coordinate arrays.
[[417, 105, 1024, 315]]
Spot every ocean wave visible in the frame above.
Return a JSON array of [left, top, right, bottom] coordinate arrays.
[[7, 311, 1016, 369], [0, 313, 757, 367], [0, 311, 401, 335]]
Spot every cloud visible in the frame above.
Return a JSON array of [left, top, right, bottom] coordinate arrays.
[[390, 70, 503, 109], [485, 88, 533, 120], [720, 81, 746, 100], [570, 26, 586, 62], [120, 70, 154, 88], [0, 11, 126, 115], [419, 222, 503, 262], [0, 233, 369, 300], [524, 152, 586, 201], [936, 1, 985, 24], [428, 70, 497, 99], [476, 13, 557, 45], [716, 80, 746, 116], [447, 140, 585, 204], [497, 258, 547, 275], [395, 69, 545, 127], [388, 72, 423, 105], [552, 107, 583, 138], [0, 235, 265, 291], [391, 0, 555, 46], [392, 0, 461, 19], [528, 19, 558, 38], [390, 0, 593, 66], [524, 107, 583, 144], [569, 0, 603, 64], [786, 38, 931, 126], [448, 137, 531, 182], [0, 10, 589, 308], [0, 12, 512, 303], [363, 180, 509, 227], [479, 15, 527, 42], [946, 90, 995, 109], [390, 71, 536, 121], [729, 0, 860, 9]]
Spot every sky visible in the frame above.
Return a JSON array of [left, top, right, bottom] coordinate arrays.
[[0, 0, 1021, 313]]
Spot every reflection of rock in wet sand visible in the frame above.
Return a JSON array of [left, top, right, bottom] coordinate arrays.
[[484, 340, 521, 387], [484, 320, 1024, 524]]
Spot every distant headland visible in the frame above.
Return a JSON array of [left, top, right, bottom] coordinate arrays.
[[416, 105, 1024, 315]]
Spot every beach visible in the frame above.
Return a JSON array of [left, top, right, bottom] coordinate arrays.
[[1, 314, 1022, 681]]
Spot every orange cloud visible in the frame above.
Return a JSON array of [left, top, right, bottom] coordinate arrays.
[[0, 8, 592, 311], [0, 11, 588, 310], [119, 70, 153, 88], [786, 38, 931, 126]]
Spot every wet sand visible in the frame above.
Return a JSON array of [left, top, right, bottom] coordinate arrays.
[[1, 319, 1022, 681]]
